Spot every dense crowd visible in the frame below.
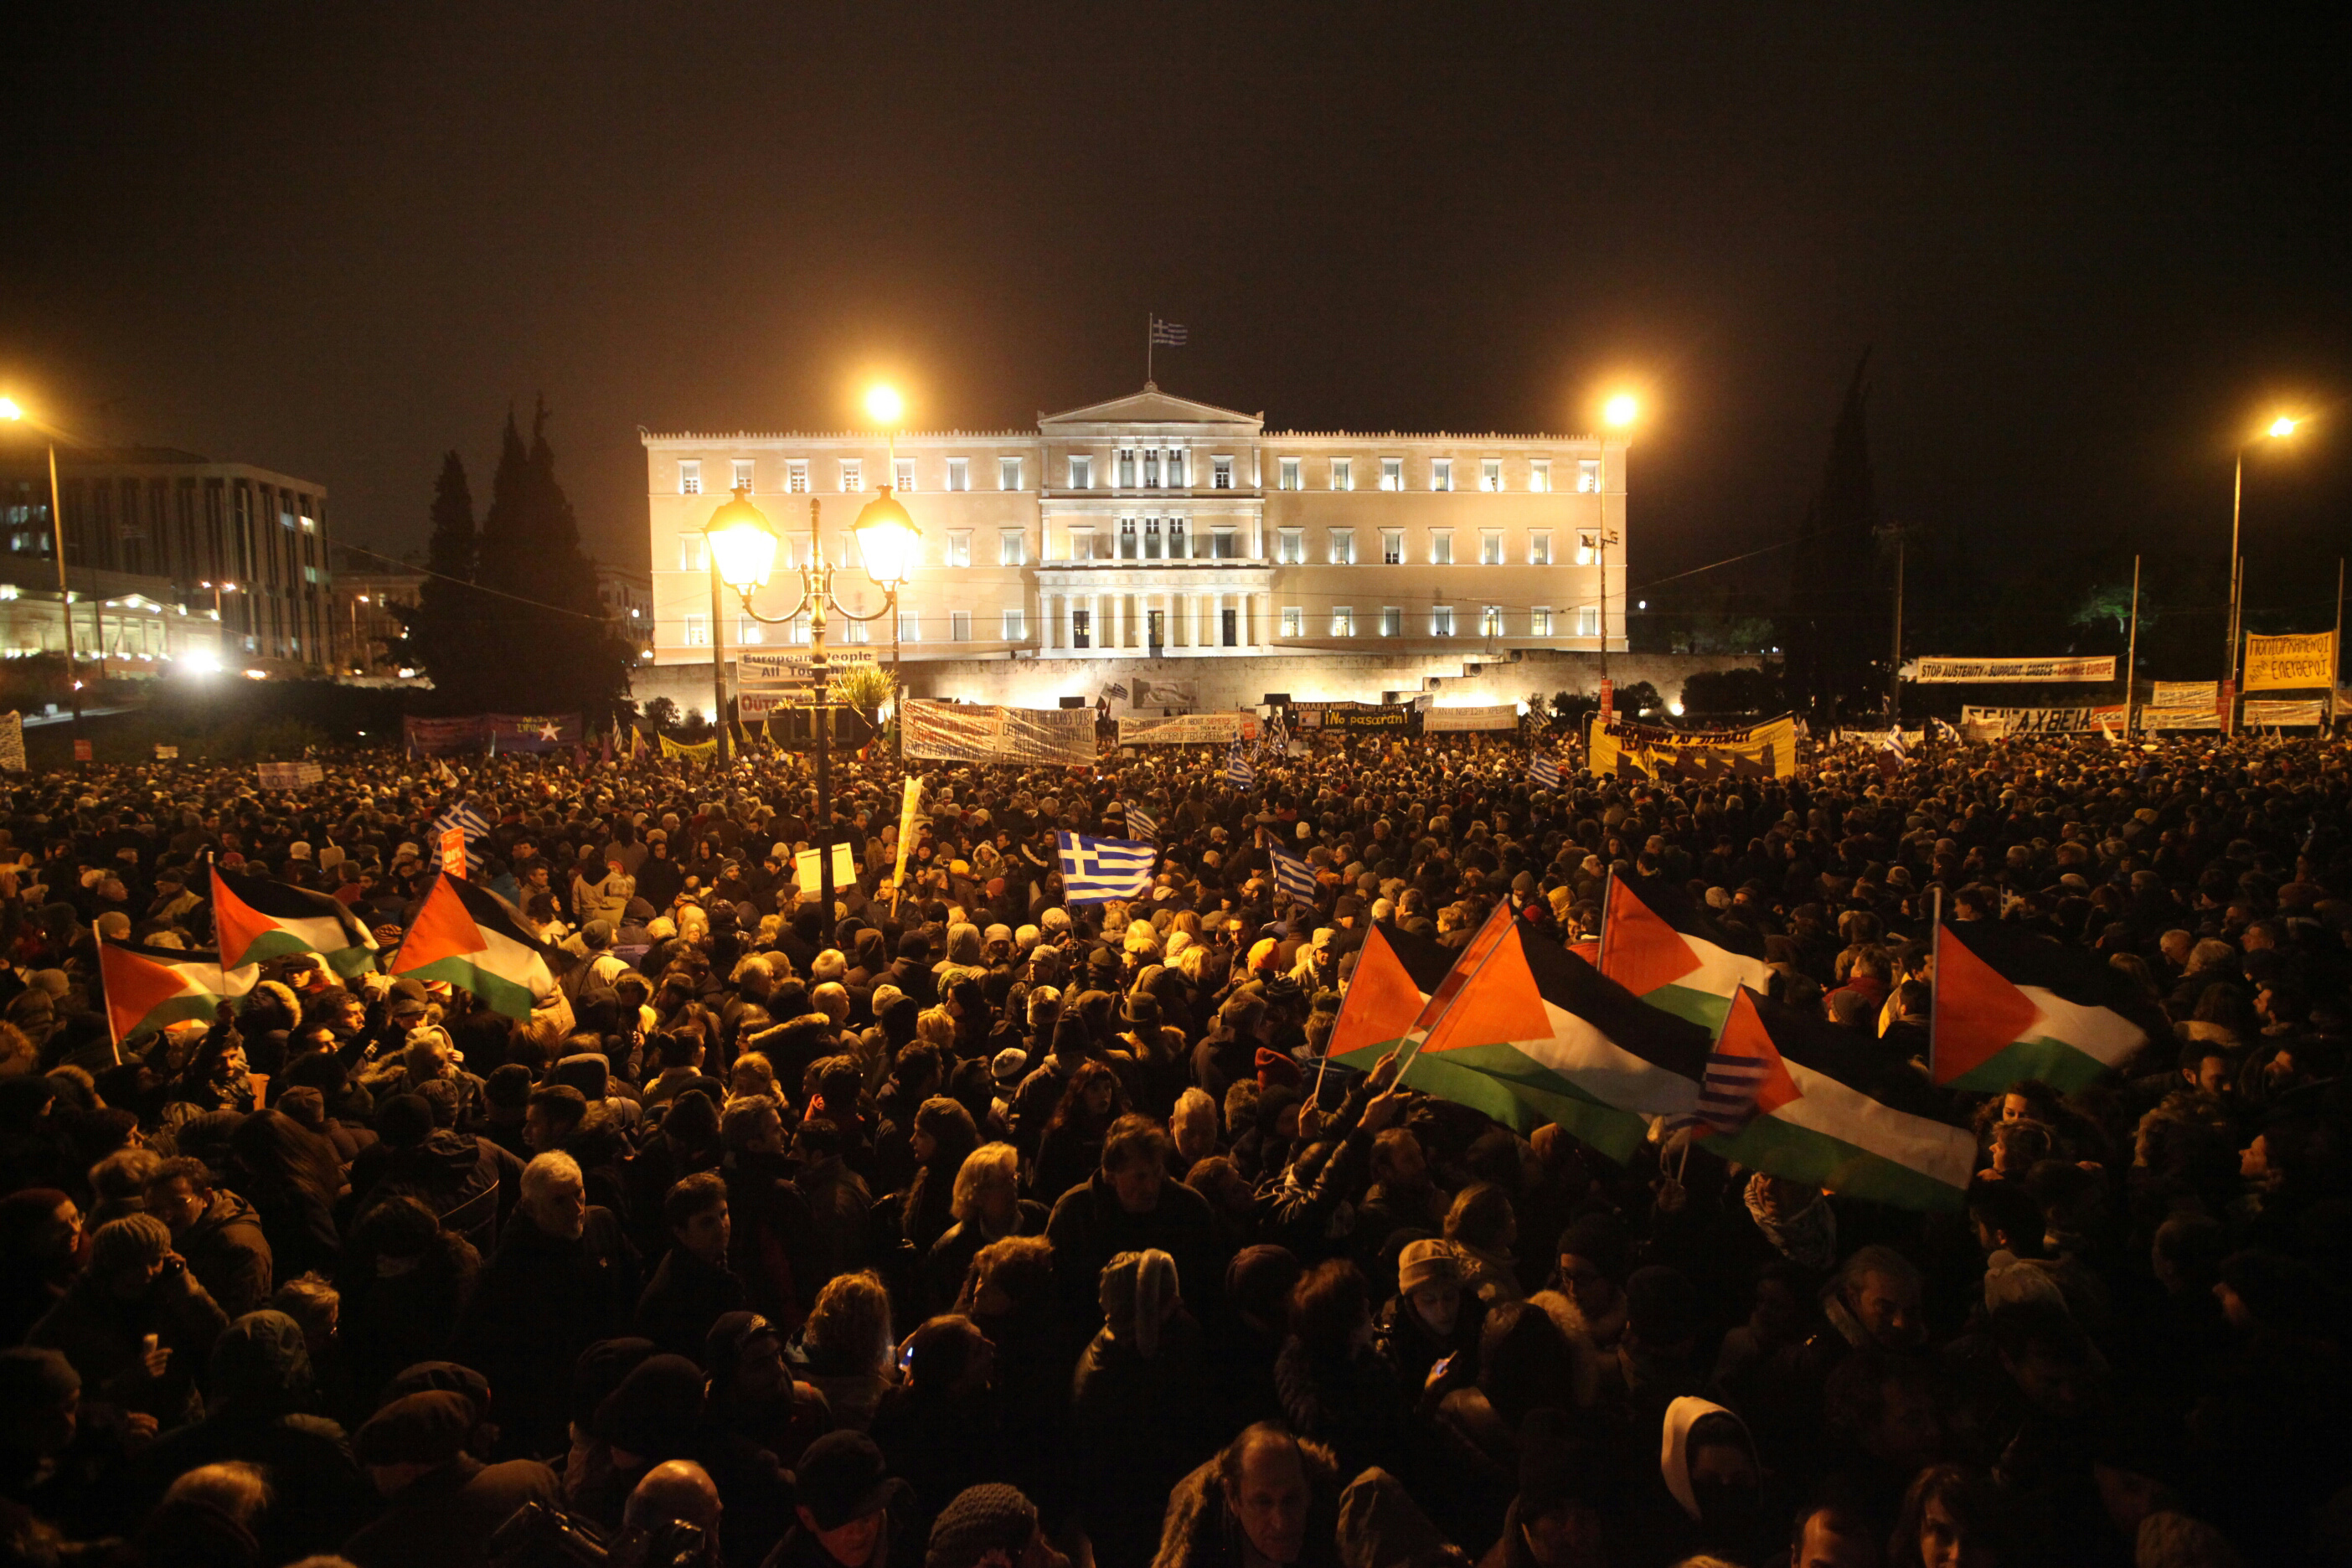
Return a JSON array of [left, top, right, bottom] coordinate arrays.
[[2, 724, 2349, 1568]]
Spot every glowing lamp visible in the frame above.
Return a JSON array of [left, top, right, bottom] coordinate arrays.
[[1603, 395, 1638, 428], [2268, 416, 2298, 439], [853, 488, 921, 589], [865, 384, 905, 425], [704, 487, 779, 592]]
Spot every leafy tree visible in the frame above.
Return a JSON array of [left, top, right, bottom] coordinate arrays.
[[392, 452, 478, 686], [1615, 680, 1663, 717], [1551, 690, 1597, 725], [643, 695, 680, 730]]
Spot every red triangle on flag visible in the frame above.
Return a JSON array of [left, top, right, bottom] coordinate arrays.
[[210, 866, 271, 970], [1328, 926, 1428, 1062], [390, 874, 488, 974], [1930, 923, 2043, 1086], [1601, 874, 1701, 996], [1421, 931, 1553, 1055], [1714, 988, 1803, 1119]]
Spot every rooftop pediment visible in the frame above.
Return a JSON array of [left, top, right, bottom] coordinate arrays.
[[1038, 384, 1263, 432]]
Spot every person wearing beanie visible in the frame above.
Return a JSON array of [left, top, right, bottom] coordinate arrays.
[[1376, 1238, 1482, 1393], [923, 1484, 1062, 1568], [341, 1390, 561, 1568], [30, 1211, 229, 1432]]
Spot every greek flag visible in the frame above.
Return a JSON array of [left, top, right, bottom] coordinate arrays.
[[1268, 844, 1318, 904], [431, 802, 492, 868], [1126, 805, 1158, 842], [1055, 831, 1157, 905], [1225, 740, 1256, 789], [1150, 317, 1189, 346], [1527, 752, 1561, 789], [1880, 730, 1909, 762]]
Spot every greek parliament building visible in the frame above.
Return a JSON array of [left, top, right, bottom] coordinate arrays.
[[641, 386, 1627, 699]]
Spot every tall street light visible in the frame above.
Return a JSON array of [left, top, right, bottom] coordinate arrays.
[[865, 384, 907, 756], [703, 477, 920, 920], [0, 395, 84, 722], [2224, 414, 2301, 733], [1596, 395, 1638, 692]]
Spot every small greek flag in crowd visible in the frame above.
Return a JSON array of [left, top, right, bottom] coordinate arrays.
[[1150, 317, 1189, 346], [1678, 1047, 1777, 1137], [1527, 752, 1561, 789], [1269, 844, 1318, 904], [1126, 805, 1158, 842], [1880, 730, 1909, 762], [1055, 831, 1158, 905], [1931, 717, 1961, 744], [1261, 711, 1289, 758], [1225, 740, 1256, 789], [1101, 682, 1129, 702], [431, 802, 491, 867]]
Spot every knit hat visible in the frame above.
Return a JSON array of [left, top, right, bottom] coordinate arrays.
[[354, 1390, 474, 1467], [91, 1213, 172, 1277], [989, 1048, 1029, 1087], [1397, 1239, 1463, 1297], [925, 1484, 1039, 1568], [1099, 1248, 1181, 1358]]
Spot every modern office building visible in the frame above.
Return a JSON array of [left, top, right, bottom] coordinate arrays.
[[641, 386, 1627, 674]]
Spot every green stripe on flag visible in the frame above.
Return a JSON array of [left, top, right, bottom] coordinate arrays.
[[1701, 1114, 1966, 1212], [1945, 1034, 2112, 1094], [394, 958, 540, 1021], [1640, 983, 1732, 1035]]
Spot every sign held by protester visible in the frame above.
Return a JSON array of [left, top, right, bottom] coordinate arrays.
[[256, 761, 323, 789], [1908, 656, 2117, 683], [2243, 632, 2336, 692], [0, 712, 23, 774], [905, 699, 1096, 766], [440, 827, 469, 879], [1958, 704, 2130, 736], [1588, 714, 1798, 781]]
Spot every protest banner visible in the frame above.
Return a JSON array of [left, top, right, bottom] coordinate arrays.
[[1119, 711, 1263, 745], [1293, 703, 1422, 735], [1909, 656, 2117, 683], [1588, 714, 1798, 781], [1958, 704, 2130, 736], [1127, 675, 1199, 710], [1424, 705, 1521, 732], [2242, 699, 2328, 728], [0, 713, 23, 774], [2243, 632, 2336, 692], [905, 699, 1097, 765], [256, 761, 324, 789]]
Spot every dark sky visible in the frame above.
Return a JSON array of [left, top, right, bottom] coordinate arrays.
[[4, 3, 2347, 621]]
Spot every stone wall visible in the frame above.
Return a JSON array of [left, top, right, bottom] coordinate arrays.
[[630, 648, 1774, 719]]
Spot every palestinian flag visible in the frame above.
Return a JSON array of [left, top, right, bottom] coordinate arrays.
[[100, 939, 255, 1051], [1932, 919, 2154, 1092], [211, 863, 379, 977], [1327, 920, 1460, 1065], [1699, 988, 1975, 1211], [1397, 924, 1715, 1163], [1599, 870, 1772, 1034], [389, 872, 569, 1019]]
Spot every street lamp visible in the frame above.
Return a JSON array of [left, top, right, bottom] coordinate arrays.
[[863, 385, 911, 756], [2223, 414, 2302, 733], [1, 395, 84, 721], [702, 481, 921, 921], [1595, 395, 1638, 690]]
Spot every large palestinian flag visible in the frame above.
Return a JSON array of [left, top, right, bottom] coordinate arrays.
[[211, 864, 378, 977], [1327, 920, 1461, 1065], [100, 939, 255, 1051], [389, 873, 567, 1019], [1932, 919, 2154, 1092], [1598, 871, 1772, 1034], [1698, 988, 1975, 1211]]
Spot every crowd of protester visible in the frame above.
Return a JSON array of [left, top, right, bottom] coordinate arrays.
[[1, 723, 2348, 1568]]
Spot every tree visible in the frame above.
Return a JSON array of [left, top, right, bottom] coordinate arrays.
[[1781, 353, 1887, 726], [1682, 667, 1782, 716], [1616, 680, 1663, 718], [392, 452, 478, 685]]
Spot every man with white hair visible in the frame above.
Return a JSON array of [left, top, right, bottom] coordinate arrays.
[[453, 1149, 640, 1457]]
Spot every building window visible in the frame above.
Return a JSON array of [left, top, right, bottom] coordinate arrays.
[[1481, 604, 1504, 636], [895, 458, 916, 493], [732, 459, 755, 492], [1329, 529, 1355, 565], [678, 461, 703, 495], [1279, 457, 1302, 491], [1532, 606, 1553, 636], [1579, 605, 1601, 637], [1118, 518, 1139, 560], [1211, 528, 1238, 560], [1380, 457, 1403, 492], [787, 460, 808, 493], [843, 616, 869, 644], [1277, 528, 1305, 565], [1381, 528, 1404, 565], [788, 613, 811, 644], [1282, 606, 1303, 637], [1065, 528, 1093, 562], [683, 612, 709, 646], [1529, 530, 1552, 566], [1480, 530, 1504, 565], [1167, 517, 1188, 557], [1429, 530, 1453, 565], [946, 530, 972, 568], [1578, 459, 1602, 493], [1003, 608, 1028, 641], [1431, 459, 1453, 493], [1212, 456, 1233, 489], [1117, 451, 1136, 487], [1332, 606, 1355, 637], [1331, 457, 1353, 492], [1481, 459, 1503, 492], [1576, 529, 1600, 565], [840, 459, 863, 493], [1000, 457, 1022, 491], [1164, 449, 1186, 487], [950, 611, 972, 642], [946, 458, 969, 492], [1069, 456, 1091, 490], [1529, 460, 1551, 494], [1142, 451, 1160, 487], [999, 529, 1027, 566], [1380, 606, 1402, 637], [899, 611, 921, 642], [1431, 605, 1456, 637], [738, 615, 765, 645], [679, 534, 706, 571]]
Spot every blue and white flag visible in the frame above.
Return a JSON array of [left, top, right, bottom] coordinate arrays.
[[1527, 752, 1561, 789], [431, 802, 492, 869], [1268, 843, 1318, 904], [1150, 317, 1189, 346], [1126, 805, 1158, 842], [1055, 831, 1157, 905], [1225, 740, 1256, 790]]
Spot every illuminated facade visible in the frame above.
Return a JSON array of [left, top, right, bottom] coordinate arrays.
[[642, 386, 1627, 669]]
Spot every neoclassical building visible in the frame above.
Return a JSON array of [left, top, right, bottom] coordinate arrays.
[[641, 386, 1627, 671]]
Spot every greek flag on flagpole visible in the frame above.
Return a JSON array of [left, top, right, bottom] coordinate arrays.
[[430, 802, 492, 868], [1150, 317, 1189, 346], [1055, 831, 1157, 905], [1880, 730, 1909, 762], [1268, 844, 1318, 904], [1225, 740, 1256, 789], [1527, 752, 1561, 789], [1126, 805, 1158, 842]]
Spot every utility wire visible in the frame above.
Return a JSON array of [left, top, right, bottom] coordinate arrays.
[[340, 544, 612, 623]]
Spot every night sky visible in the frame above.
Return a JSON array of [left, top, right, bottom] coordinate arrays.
[[4, 4, 2346, 624]]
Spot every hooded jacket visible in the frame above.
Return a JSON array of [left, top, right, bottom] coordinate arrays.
[[178, 1189, 276, 1318]]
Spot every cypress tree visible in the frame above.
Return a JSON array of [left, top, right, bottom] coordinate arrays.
[[396, 450, 483, 699], [1782, 353, 1884, 726]]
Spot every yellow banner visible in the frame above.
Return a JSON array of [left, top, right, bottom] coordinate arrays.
[[2244, 631, 2337, 692], [658, 735, 719, 762], [1588, 714, 1798, 781]]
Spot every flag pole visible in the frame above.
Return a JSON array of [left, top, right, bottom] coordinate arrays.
[[2334, 557, 2345, 729], [1146, 314, 1153, 385], [2123, 554, 2141, 735], [1926, 884, 1943, 1081]]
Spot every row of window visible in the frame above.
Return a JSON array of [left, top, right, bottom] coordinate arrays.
[[1279, 605, 1604, 638], [676, 451, 1605, 497], [681, 610, 1015, 645], [675, 602, 1602, 647], [678, 524, 1611, 573]]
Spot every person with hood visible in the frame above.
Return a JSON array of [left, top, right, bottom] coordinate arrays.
[[126, 1309, 373, 1560], [1640, 1396, 1776, 1568], [142, 1157, 273, 1319], [30, 1212, 229, 1433], [346, 1091, 517, 1254], [1070, 1248, 1213, 1568], [341, 1389, 564, 1568]]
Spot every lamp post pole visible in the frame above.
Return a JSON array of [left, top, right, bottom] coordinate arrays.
[[709, 544, 731, 766], [2226, 443, 2246, 735], [45, 439, 80, 721], [807, 497, 836, 924]]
